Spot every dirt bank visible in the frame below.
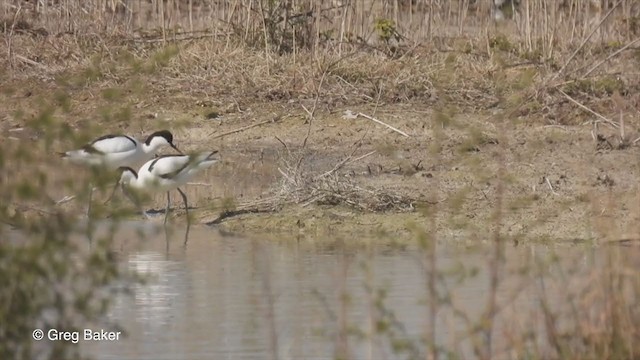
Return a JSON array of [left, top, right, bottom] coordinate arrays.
[[1, 35, 639, 243]]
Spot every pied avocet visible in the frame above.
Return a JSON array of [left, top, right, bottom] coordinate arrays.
[[118, 150, 219, 225], [61, 130, 182, 216], [62, 130, 181, 169]]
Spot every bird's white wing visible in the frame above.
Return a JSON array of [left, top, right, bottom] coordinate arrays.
[[87, 135, 138, 154], [146, 155, 192, 179]]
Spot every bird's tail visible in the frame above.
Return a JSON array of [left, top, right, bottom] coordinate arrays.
[[58, 151, 69, 158], [192, 150, 219, 169]]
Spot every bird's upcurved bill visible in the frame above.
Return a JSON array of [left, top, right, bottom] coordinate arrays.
[[171, 143, 183, 155]]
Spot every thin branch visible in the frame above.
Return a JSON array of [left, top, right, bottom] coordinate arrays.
[[56, 187, 98, 206], [294, 67, 329, 174], [186, 182, 212, 186], [301, 70, 328, 149], [274, 136, 290, 154], [557, 89, 619, 129], [315, 150, 377, 180], [357, 112, 411, 137], [6, 5, 22, 70], [583, 37, 640, 77], [131, 33, 229, 43], [545, 177, 558, 196], [56, 195, 77, 206], [208, 116, 280, 138], [14, 54, 49, 70]]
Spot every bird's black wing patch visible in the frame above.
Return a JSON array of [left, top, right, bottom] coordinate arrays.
[[82, 143, 105, 154], [83, 134, 117, 154], [148, 154, 174, 172], [159, 161, 191, 180], [123, 135, 137, 147], [93, 134, 119, 142], [81, 134, 136, 154], [148, 155, 192, 180]]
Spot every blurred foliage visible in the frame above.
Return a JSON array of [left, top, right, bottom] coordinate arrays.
[[374, 18, 400, 44], [0, 44, 174, 359]]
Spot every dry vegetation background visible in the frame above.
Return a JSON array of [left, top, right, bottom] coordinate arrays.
[[1, 0, 639, 118], [1, 0, 640, 239], [1, 1, 640, 359], [0, 0, 639, 235]]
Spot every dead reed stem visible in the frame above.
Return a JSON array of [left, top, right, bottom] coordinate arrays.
[[583, 37, 640, 77], [254, 240, 279, 360], [208, 116, 281, 138], [557, 89, 619, 129], [482, 118, 506, 360], [357, 112, 410, 138], [335, 240, 350, 359], [425, 110, 443, 360], [552, 0, 623, 81]]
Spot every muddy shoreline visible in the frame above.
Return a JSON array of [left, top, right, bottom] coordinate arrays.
[[2, 40, 639, 244]]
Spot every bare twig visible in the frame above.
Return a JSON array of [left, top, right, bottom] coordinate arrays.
[[583, 37, 640, 77], [294, 67, 329, 174], [205, 206, 273, 225], [356, 112, 410, 137], [208, 116, 280, 138], [545, 177, 558, 196], [316, 86, 383, 179], [542, 125, 569, 131], [14, 54, 48, 70], [56, 195, 77, 206], [274, 136, 290, 153], [257, 241, 279, 360], [301, 70, 328, 149], [55, 185, 101, 206], [131, 33, 228, 43], [186, 182, 212, 186], [6, 5, 22, 70], [315, 150, 377, 180], [619, 112, 625, 142], [557, 89, 619, 129], [277, 167, 296, 185]]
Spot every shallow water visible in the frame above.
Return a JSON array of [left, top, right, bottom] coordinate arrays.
[[79, 222, 638, 360]]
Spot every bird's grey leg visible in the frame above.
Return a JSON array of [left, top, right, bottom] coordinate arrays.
[[164, 191, 171, 226], [183, 221, 191, 247], [103, 181, 120, 205], [86, 184, 94, 218], [177, 187, 190, 227], [164, 225, 171, 254], [123, 187, 151, 219]]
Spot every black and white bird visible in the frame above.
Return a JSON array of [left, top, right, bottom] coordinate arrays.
[[62, 130, 181, 169], [118, 150, 219, 225], [60, 130, 182, 215]]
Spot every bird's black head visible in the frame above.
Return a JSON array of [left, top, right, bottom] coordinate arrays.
[[117, 166, 138, 179], [145, 130, 174, 145], [145, 130, 181, 154]]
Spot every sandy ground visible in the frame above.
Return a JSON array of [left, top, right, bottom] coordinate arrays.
[[189, 103, 640, 244], [2, 75, 640, 244]]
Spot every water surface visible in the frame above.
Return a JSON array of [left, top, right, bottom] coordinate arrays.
[[81, 222, 638, 359]]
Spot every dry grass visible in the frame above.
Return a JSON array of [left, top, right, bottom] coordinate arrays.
[[1, 0, 639, 127], [3, 33, 639, 129], [274, 150, 416, 212]]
